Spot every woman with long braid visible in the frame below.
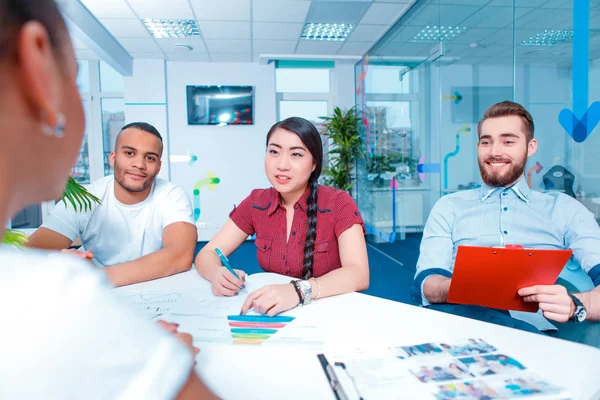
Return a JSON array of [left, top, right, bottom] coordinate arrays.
[[195, 117, 369, 316]]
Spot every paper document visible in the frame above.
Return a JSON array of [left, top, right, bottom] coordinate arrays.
[[120, 289, 205, 315], [119, 272, 294, 316], [158, 312, 324, 350], [321, 338, 571, 400]]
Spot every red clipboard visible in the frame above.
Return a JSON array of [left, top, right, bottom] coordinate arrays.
[[447, 245, 573, 312]]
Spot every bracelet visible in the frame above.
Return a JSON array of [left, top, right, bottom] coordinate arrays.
[[290, 280, 304, 305], [312, 277, 322, 300]]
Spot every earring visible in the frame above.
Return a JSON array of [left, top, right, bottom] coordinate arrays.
[[41, 112, 66, 138], [54, 113, 65, 138]]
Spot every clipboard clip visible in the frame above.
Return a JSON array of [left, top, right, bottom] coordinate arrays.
[[317, 354, 350, 400], [505, 245, 524, 249]]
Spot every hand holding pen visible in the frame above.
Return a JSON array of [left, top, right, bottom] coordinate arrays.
[[210, 247, 247, 297]]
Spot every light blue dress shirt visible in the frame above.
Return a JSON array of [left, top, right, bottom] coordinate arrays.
[[413, 177, 600, 305]]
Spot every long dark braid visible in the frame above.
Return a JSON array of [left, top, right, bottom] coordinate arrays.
[[265, 117, 323, 280], [301, 178, 319, 279]]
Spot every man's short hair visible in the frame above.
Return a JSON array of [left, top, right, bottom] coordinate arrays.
[[120, 122, 162, 142], [477, 101, 534, 142]]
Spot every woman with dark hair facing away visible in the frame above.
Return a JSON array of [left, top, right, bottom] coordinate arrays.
[[0, 0, 216, 398], [195, 117, 369, 316]]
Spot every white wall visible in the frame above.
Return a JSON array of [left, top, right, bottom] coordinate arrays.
[[166, 62, 276, 241], [124, 59, 171, 181]]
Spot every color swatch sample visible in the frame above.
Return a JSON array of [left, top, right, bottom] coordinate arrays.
[[227, 315, 295, 345]]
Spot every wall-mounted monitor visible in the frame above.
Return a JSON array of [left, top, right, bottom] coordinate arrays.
[[186, 85, 254, 126]]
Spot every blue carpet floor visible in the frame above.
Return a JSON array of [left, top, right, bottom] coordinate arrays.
[[195, 233, 423, 305]]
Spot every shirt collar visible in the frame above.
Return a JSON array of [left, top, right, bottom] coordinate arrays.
[[267, 186, 310, 215], [479, 176, 530, 203]]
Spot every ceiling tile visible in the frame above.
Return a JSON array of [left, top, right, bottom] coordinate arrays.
[[155, 38, 208, 53], [100, 18, 150, 38], [253, 22, 304, 40], [295, 40, 343, 54], [253, 40, 298, 55], [450, 27, 504, 45], [307, 1, 371, 25], [347, 24, 388, 42], [117, 38, 162, 52], [209, 53, 253, 62], [129, 52, 167, 59], [199, 21, 250, 39], [167, 52, 212, 61], [126, 0, 194, 19], [337, 41, 372, 55], [517, 9, 572, 29], [459, 6, 514, 28], [204, 39, 251, 52], [253, 0, 311, 22], [80, 0, 137, 19], [359, 3, 412, 25], [191, 0, 251, 21]]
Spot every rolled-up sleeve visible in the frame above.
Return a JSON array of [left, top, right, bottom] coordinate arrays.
[[562, 197, 600, 287], [412, 198, 455, 305]]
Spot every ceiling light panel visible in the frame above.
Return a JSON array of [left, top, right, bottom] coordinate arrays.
[[143, 19, 200, 38], [412, 25, 467, 42], [302, 23, 355, 41]]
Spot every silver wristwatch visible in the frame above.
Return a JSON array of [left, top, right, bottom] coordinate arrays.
[[297, 280, 312, 305]]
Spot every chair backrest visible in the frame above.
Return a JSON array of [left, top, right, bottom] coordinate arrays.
[[542, 165, 575, 198]]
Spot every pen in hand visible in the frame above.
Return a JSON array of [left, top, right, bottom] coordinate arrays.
[[214, 248, 247, 293]]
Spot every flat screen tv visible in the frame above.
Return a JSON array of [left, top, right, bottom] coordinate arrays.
[[186, 85, 254, 126]]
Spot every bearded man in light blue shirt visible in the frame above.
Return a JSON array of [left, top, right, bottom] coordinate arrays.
[[413, 101, 600, 345]]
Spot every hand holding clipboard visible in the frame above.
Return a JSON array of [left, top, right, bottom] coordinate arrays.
[[447, 245, 572, 312]]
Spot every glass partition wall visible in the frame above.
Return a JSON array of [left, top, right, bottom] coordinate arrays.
[[356, 0, 600, 265]]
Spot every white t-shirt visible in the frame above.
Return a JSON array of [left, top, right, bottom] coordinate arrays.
[[0, 247, 193, 399], [42, 175, 194, 267]]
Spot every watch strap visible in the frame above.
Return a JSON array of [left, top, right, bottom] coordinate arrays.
[[568, 293, 586, 323]]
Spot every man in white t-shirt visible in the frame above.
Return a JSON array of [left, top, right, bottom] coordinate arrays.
[[27, 122, 198, 287]]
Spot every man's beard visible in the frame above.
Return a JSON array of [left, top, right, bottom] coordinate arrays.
[[114, 161, 155, 193], [479, 152, 527, 187]]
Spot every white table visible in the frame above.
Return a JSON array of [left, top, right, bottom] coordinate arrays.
[[119, 270, 600, 400]]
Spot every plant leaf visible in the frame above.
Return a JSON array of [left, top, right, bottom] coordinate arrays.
[[1, 229, 28, 247], [60, 176, 101, 212]]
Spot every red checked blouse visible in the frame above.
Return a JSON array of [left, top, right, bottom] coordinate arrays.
[[229, 185, 365, 278]]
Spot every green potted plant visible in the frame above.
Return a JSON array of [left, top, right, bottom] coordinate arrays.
[[367, 154, 396, 187], [321, 107, 364, 196], [2, 176, 100, 246]]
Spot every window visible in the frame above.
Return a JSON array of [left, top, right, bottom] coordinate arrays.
[[100, 61, 125, 93], [71, 101, 91, 184], [101, 98, 126, 176], [72, 67, 92, 184], [366, 65, 411, 94]]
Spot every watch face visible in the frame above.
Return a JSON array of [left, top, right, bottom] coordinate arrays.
[[576, 307, 587, 322]]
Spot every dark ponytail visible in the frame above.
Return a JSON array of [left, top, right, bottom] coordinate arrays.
[[301, 178, 319, 279], [266, 117, 323, 279], [0, 0, 68, 61]]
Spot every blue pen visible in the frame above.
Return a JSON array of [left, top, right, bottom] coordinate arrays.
[[215, 248, 247, 293]]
